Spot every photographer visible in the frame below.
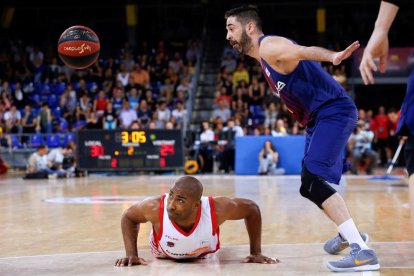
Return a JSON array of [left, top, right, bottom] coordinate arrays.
[[348, 120, 377, 175], [258, 140, 285, 175]]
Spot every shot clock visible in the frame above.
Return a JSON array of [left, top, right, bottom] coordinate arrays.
[[76, 129, 184, 171]]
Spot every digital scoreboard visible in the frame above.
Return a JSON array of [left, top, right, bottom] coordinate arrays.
[[76, 129, 184, 171]]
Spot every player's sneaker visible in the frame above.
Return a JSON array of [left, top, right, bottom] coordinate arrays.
[[326, 243, 380, 272], [324, 232, 369, 255]]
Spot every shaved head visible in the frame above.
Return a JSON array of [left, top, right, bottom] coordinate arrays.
[[173, 176, 203, 201]]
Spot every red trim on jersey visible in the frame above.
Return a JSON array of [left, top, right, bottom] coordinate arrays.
[[216, 227, 221, 251], [152, 195, 166, 247], [198, 197, 221, 257], [209, 197, 218, 235], [171, 204, 202, 237], [210, 197, 221, 254]]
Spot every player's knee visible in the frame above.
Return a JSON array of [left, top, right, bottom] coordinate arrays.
[[300, 165, 336, 208]]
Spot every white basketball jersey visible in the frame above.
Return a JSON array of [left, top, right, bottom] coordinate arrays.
[[149, 194, 220, 259]]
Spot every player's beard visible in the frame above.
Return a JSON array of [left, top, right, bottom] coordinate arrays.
[[230, 30, 253, 55]]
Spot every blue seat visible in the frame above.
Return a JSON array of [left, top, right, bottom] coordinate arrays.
[[34, 83, 42, 93], [73, 120, 86, 129], [72, 82, 80, 90], [86, 82, 98, 91], [30, 93, 41, 104], [52, 107, 61, 118], [52, 82, 66, 95], [59, 119, 68, 132], [250, 105, 265, 117], [10, 135, 22, 148], [61, 132, 75, 146], [249, 105, 266, 128], [40, 94, 49, 104], [46, 134, 61, 148], [30, 134, 44, 147], [32, 107, 41, 117], [39, 84, 51, 95], [48, 94, 59, 109]]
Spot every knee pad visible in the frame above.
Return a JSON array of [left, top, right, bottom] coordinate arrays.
[[300, 165, 337, 208]]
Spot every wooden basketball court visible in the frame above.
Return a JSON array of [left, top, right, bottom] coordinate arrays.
[[0, 172, 413, 275]]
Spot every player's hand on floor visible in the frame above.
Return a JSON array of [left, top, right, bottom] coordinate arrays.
[[241, 254, 280, 264], [114, 256, 148, 266]]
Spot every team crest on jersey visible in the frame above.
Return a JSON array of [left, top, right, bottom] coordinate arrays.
[[167, 241, 175, 247]]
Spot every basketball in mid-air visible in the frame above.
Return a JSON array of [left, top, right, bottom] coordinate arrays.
[[57, 25, 100, 69]]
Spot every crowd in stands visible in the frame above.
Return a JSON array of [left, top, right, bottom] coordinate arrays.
[[0, 35, 404, 175], [0, 38, 199, 151]]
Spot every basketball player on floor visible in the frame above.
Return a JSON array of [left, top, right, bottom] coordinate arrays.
[[115, 176, 278, 266], [359, 0, 414, 230], [225, 5, 378, 272]]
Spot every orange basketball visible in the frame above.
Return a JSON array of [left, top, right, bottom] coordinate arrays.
[[57, 25, 100, 69]]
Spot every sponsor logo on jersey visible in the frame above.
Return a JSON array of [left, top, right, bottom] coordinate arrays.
[[276, 81, 286, 93]]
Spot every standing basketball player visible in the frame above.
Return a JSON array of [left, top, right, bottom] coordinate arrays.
[[359, 0, 414, 230], [115, 176, 278, 266], [225, 6, 379, 272]]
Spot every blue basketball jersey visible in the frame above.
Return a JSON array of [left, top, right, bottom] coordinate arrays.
[[258, 35, 350, 126], [397, 71, 414, 136]]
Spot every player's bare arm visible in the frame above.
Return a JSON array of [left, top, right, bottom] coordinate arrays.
[[359, 1, 399, 84], [115, 196, 161, 267], [214, 197, 280, 264], [259, 36, 360, 74]]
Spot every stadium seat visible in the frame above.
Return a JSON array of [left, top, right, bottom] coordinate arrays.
[[86, 82, 98, 91], [61, 132, 75, 147], [48, 94, 59, 109], [73, 120, 86, 130], [59, 120, 68, 132], [46, 134, 61, 148], [72, 82, 80, 90], [39, 84, 51, 95], [32, 107, 41, 117], [10, 135, 23, 148], [52, 107, 61, 118], [249, 105, 266, 127], [52, 82, 66, 95], [29, 134, 44, 147], [29, 93, 41, 105]]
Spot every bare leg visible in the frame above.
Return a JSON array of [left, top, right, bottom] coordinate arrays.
[[321, 192, 351, 225]]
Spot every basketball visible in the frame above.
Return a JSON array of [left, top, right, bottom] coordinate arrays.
[[57, 25, 100, 69]]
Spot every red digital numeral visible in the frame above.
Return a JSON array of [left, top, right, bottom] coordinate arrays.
[[111, 158, 117, 168], [90, 145, 104, 157], [160, 158, 166, 167], [160, 145, 175, 157]]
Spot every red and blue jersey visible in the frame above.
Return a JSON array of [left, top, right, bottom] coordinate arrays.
[[258, 35, 350, 126]]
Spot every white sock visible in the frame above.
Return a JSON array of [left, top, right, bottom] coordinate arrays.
[[338, 218, 369, 249]]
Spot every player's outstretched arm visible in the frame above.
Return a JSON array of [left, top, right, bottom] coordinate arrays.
[[260, 36, 359, 66], [114, 196, 160, 267], [359, 1, 399, 85], [214, 197, 280, 264]]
